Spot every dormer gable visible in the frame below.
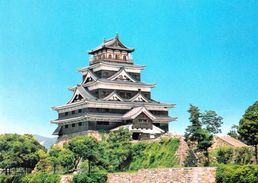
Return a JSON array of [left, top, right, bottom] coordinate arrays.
[[122, 106, 156, 121], [129, 92, 149, 102], [83, 70, 98, 84], [108, 68, 136, 82], [102, 91, 124, 101], [68, 86, 95, 104]]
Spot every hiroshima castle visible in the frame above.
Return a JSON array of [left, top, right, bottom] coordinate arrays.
[[51, 34, 176, 140]]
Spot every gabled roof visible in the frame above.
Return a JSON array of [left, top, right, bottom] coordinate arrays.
[[102, 90, 124, 102], [68, 85, 95, 104], [216, 135, 248, 147], [82, 70, 98, 84], [108, 67, 136, 82], [122, 106, 156, 121], [110, 124, 165, 134], [88, 34, 134, 54], [129, 92, 149, 102]]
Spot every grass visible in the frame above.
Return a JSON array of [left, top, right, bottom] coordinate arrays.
[[128, 138, 180, 171]]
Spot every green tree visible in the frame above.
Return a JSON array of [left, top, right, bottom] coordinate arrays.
[[238, 101, 258, 164], [66, 136, 100, 173], [202, 110, 223, 134], [0, 134, 45, 175], [59, 148, 75, 173], [184, 105, 202, 143], [48, 146, 62, 173], [184, 104, 223, 166], [227, 125, 240, 140], [196, 128, 213, 166], [106, 128, 132, 172]]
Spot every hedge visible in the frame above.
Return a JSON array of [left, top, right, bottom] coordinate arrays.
[[21, 173, 60, 183], [216, 164, 258, 183]]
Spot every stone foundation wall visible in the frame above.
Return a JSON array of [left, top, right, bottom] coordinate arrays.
[[107, 167, 216, 183]]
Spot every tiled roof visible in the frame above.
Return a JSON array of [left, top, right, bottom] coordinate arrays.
[[67, 85, 96, 104], [102, 90, 124, 101], [88, 35, 134, 54], [122, 106, 156, 120], [108, 67, 136, 82], [217, 135, 248, 147], [129, 92, 149, 102]]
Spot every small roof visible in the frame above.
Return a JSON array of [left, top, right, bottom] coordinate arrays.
[[82, 70, 98, 84], [122, 106, 156, 121], [111, 124, 165, 134], [68, 85, 96, 104], [102, 90, 124, 101], [88, 34, 135, 54], [216, 135, 248, 147], [129, 92, 149, 102], [108, 67, 136, 82]]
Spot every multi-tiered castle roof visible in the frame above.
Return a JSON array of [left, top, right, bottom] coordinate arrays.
[[51, 34, 176, 140]]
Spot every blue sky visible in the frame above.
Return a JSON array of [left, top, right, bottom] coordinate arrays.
[[0, 0, 257, 137]]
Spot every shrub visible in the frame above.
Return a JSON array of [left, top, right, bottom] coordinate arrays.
[[72, 173, 107, 183], [216, 147, 234, 164], [234, 147, 253, 164], [216, 165, 258, 183], [0, 174, 23, 183], [21, 173, 60, 183]]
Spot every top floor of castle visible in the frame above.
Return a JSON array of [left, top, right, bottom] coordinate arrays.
[[88, 34, 135, 65]]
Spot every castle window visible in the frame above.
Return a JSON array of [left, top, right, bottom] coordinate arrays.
[[115, 55, 118, 59], [65, 125, 68, 128], [123, 55, 126, 60], [78, 122, 82, 126], [108, 54, 112, 59], [72, 124, 75, 127], [78, 109, 82, 113], [72, 111, 75, 114], [65, 112, 68, 116]]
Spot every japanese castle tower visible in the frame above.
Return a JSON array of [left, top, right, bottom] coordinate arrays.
[[51, 34, 176, 140]]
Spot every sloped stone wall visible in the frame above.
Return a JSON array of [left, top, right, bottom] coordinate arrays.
[[107, 167, 216, 183]]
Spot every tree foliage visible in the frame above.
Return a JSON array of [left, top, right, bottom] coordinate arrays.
[[202, 110, 223, 134], [216, 165, 258, 183], [227, 125, 240, 140], [105, 128, 132, 172], [66, 136, 100, 173], [184, 105, 202, 142], [184, 104, 223, 166], [238, 101, 258, 163], [0, 134, 46, 174]]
